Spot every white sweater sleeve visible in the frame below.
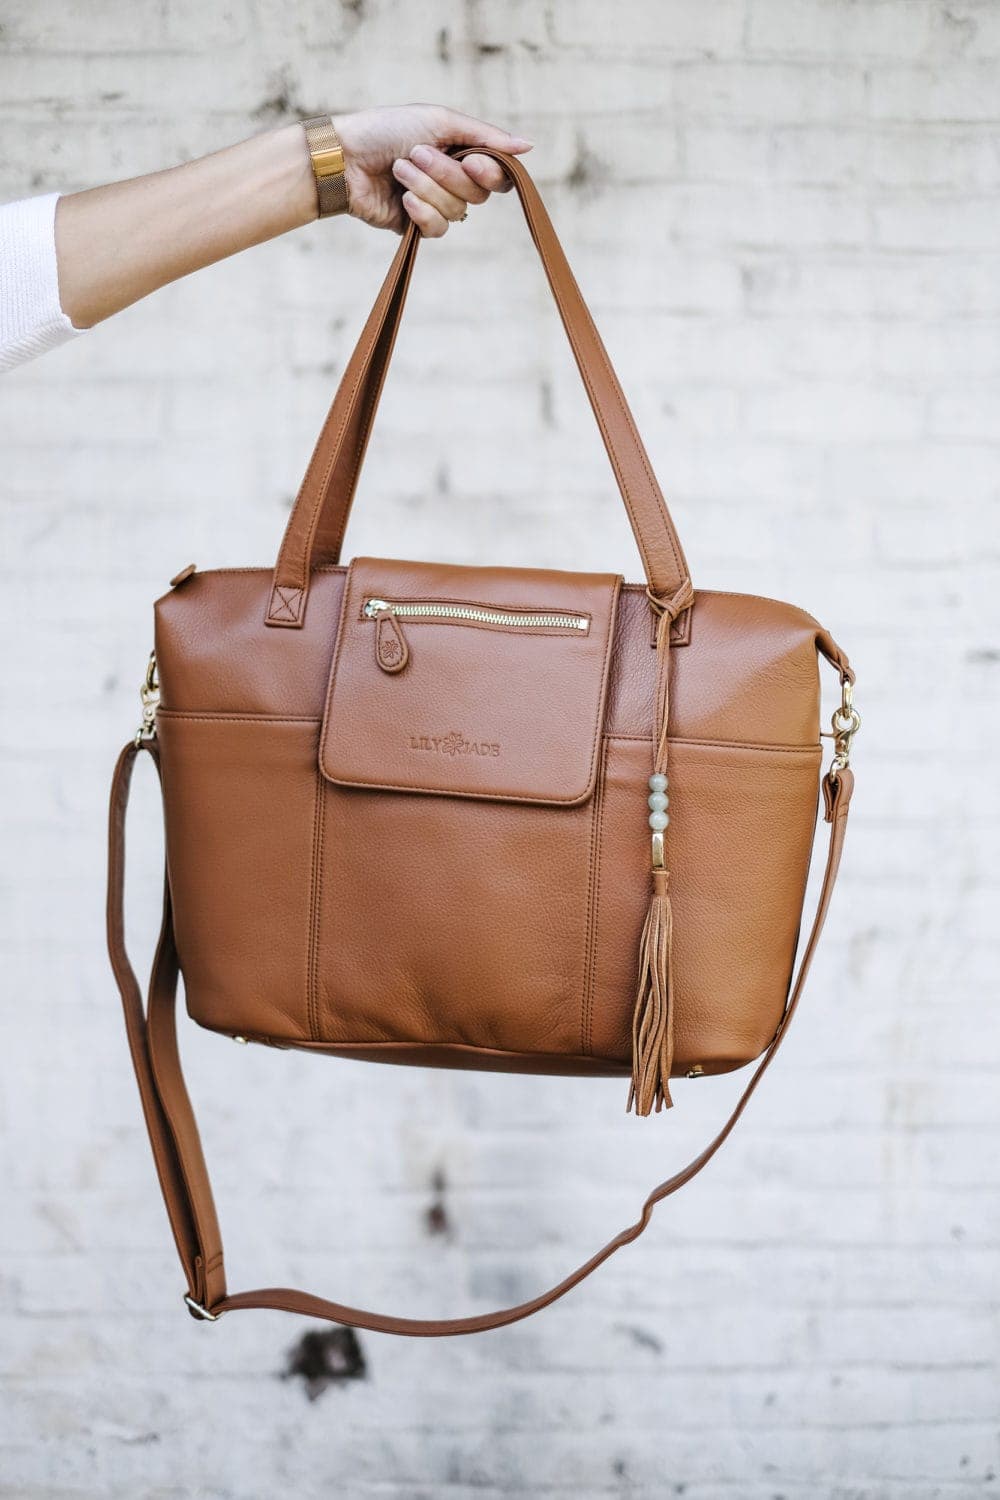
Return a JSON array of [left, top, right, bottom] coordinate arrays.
[[0, 192, 85, 373]]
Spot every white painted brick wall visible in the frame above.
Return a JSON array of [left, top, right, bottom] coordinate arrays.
[[2, 1, 998, 1495]]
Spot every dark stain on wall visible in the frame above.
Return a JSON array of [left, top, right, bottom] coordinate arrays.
[[253, 66, 299, 121], [425, 1165, 453, 1238], [620, 1323, 663, 1353], [282, 1327, 367, 1400], [566, 133, 604, 194], [434, 462, 451, 497], [252, 66, 323, 124]]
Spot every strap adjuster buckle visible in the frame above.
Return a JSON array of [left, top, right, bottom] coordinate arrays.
[[184, 1293, 222, 1322]]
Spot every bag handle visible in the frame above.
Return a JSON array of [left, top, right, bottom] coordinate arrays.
[[264, 148, 691, 628], [107, 737, 854, 1334]]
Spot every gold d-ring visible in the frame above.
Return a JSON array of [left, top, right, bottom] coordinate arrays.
[[134, 651, 159, 747], [828, 678, 861, 775], [184, 1294, 221, 1322]]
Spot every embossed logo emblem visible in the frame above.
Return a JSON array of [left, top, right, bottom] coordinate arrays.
[[410, 729, 501, 758]]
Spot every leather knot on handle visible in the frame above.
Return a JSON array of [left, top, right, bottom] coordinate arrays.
[[645, 578, 695, 623]]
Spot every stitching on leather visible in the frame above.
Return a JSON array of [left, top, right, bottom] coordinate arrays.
[[361, 617, 592, 640], [269, 585, 303, 623], [318, 574, 620, 805], [587, 343, 688, 590], [156, 712, 319, 723], [581, 735, 607, 1057], [290, 317, 391, 591], [312, 766, 326, 1042], [319, 773, 598, 804], [183, 570, 802, 628], [331, 249, 420, 563], [321, 331, 394, 573], [581, 749, 599, 1055], [528, 223, 687, 592], [318, 560, 359, 777], [182, 566, 347, 577], [179, 570, 773, 610], [287, 1037, 631, 1068], [355, 593, 594, 635], [330, 266, 416, 564], [590, 738, 610, 1054], [278, 203, 686, 605], [273, 586, 299, 618], [607, 734, 823, 754], [281, 244, 418, 599], [306, 766, 325, 1042], [155, 714, 820, 754]]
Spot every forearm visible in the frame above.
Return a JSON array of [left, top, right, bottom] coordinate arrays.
[[55, 123, 317, 329]]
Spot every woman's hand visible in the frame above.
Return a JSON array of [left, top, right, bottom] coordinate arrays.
[[53, 106, 532, 330], [333, 104, 532, 236]]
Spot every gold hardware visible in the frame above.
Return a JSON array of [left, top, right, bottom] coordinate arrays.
[[828, 677, 861, 778], [310, 142, 346, 177], [686, 1064, 704, 1078], [184, 1294, 221, 1322], [134, 651, 159, 747], [302, 115, 349, 217], [232, 1035, 249, 1045], [363, 598, 589, 632], [651, 829, 665, 869]]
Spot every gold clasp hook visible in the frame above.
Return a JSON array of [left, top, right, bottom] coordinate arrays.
[[827, 677, 861, 778], [134, 651, 159, 747]]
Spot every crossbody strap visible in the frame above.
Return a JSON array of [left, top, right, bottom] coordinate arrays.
[[107, 741, 854, 1335]]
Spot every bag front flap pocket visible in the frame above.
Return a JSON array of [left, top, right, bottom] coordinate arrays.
[[319, 557, 621, 805]]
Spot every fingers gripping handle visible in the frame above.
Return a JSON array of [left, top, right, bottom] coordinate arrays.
[[265, 148, 691, 628]]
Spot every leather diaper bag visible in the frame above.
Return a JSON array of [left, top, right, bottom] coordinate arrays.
[[107, 149, 860, 1336]]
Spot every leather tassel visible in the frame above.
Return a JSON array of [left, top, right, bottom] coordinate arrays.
[[627, 868, 675, 1115], [628, 579, 693, 1117]]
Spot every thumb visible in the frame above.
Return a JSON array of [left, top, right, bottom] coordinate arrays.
[[431, 108, 533, 153]]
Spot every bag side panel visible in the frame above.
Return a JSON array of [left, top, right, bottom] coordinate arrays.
[[156, 714, 317, 1042], [590, 735, 823, 1072]]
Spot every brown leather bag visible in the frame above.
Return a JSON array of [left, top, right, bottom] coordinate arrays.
[[107, 149, 860, 1335]]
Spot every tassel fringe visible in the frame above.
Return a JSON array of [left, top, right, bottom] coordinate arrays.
[[628, 579, 693, 1117], [627, 869, 676, 1115]]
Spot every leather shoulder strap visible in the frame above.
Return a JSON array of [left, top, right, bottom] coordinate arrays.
[[108, 742, 853, 1335]]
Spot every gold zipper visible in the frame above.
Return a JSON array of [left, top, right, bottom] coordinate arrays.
[[363, 598, 589, 631], [363, 596, 589, 674]]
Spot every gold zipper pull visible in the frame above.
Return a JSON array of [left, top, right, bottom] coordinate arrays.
[[366, 600, 410, 673]]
